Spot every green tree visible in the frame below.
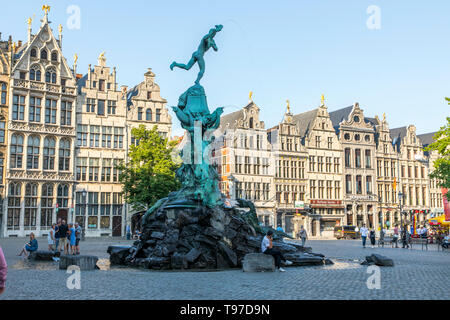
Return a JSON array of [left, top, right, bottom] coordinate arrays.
[[119, 125, 181, 211], [426, 104, 450, 198]]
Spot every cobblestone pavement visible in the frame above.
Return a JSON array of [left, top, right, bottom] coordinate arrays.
[[0, 237, 449, 300]]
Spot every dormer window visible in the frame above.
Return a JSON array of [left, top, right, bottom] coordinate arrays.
[[249, 117, 254, 128], [30, 65, 41, 82], [51, 51, 58, 61], [30, 48, 37, 58]]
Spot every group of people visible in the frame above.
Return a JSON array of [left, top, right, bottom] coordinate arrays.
[[48, 219, 82, 255], [16, 219, 83, 258]]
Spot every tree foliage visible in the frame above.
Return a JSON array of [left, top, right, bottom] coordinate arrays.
[[119, 125, 181, 211], [425, 105, 450, 198]]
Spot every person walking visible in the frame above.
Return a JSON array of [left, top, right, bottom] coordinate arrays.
[[261, 230, 293, 272], [17, 233, 38, 258], [393, 224, 399, 248], [298, 226, 308, 247], [401, 227, 410, 249], [75, 223, 82, 255], [0, 246, 7, 295], [360, 224, 369, 248], [48, 224, 56, 251], [369, 228, 376, 248]]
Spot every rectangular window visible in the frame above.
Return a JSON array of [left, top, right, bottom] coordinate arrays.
[[156, 109, 161, 122], [13, 95, 25, 120], [366, 176, 372, 194], [108, 100, 116, 115], [99, 79, 105, 91], [97, 99, 105, 116], [60, 101, 72, 125], [86, 98, 96, 113], [90, 125, 100, 147], [355, 149, 361, 168], [356, 175, 362, 194], [76, 157, 87, 181], [45, 99, 57, 124], [345, 148, 351, 168], [0, 82, 6, 105], [346, 175, 352, 194], [0, 121, 5, 144], [77, 124, 88, 147], [327, 137, 332, 149], [102, 126, 113, 148], [102, 158, 112, 182], [113, 127, 124, 149], [365, 150, 371, 168], [138, 107, 143, 120], [29, 97, 41, 122], [89, 158, 100, 182]]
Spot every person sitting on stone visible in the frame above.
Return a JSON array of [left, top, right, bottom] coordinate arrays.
[[17, 233, 38, 258], [261, 230, 292, 272]]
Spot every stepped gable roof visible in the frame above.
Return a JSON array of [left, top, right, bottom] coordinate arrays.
[[329, 106, 353, 132], [390, 126, 407, 149], [417, 132, 437, 148], [292, 108, 318, 138]]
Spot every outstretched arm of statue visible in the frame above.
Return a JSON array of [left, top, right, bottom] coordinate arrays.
[[210, 39, 218, 51]]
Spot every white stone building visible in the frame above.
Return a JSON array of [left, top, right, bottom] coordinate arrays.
[[2, 12, 77, 237]]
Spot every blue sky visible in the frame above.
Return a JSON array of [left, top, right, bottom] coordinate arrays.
[[1, 0, 449, 137]]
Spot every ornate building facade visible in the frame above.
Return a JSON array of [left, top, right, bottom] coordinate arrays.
[[267, 101, 308, 234], [0, 35, 11, 236], [2, 12, 77, 237], [330, 103, 378, 229], [292, 98, 344, 238], [74, 54, 128, 237], [213, 97, 275, 226]]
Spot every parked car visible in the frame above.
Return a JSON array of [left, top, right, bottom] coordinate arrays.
[[334, 226, 360, 239]]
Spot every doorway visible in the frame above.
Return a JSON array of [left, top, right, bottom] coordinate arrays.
[[57, 209, 68, 222], [112, 216, 122, 237]]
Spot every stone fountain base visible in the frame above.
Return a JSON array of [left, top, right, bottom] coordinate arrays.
[[108, 201, 330, 270]]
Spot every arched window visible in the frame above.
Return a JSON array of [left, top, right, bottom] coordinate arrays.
[[30, 48, 37, 58], [30, 65, 42, 82], [59, 139, 71, 171], [7, 182, 22, 230], [40, 49, 48, 60], [27, 135, 40, 169], [57, 184, 69, 208], [146, 109, 152, 121], [249, 117, 254, 129], [10, 134, 24, 168], [24, 183, 38, 230], [43, 137, 56, 170], [45, 67, 56, 83], [1, 82, 7, 105], [51, 51, 58, 61], [41, 183, 54, 229]]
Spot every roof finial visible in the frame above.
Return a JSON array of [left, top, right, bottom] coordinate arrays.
[[74, 53, 78, 65], [58, 24, 63, 34], [42, 5, 50, 19], [249, 91, 253, 102], [383, 113, 386, 121], [321, 94, 325, 106], [286, 99, 290, 113], [27, 17, 33, 26]]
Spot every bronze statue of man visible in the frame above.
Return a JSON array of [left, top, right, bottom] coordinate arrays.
[[170, 24, 223, 84]]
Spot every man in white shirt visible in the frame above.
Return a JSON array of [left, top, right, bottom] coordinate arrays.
[[261, 230, 292, 272], [359, 224, 369, 248]]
